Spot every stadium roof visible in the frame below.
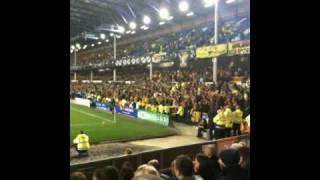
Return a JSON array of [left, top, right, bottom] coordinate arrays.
[[70, 0, 249, 49]]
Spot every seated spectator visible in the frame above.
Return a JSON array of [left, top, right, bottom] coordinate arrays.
[[105, 166, 119, 180], [194, 153, 218, 180], [92, 168, 106, 180], [148, 159, 171, 180], [134, 164, 160, 177], [217, 149, 248, 180], [119, 161, 135, 180], [173, 155, 203, 180], [196, 118, 208, 139], [71, 172, 87, 180]]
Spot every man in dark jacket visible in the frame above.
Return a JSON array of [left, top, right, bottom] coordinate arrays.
[[217, 149, 248, 180]]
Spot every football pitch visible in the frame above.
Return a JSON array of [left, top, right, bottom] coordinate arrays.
[[70, 104, 177, 145]]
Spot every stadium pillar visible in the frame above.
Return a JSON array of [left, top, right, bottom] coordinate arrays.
[[74, 50, 77, 81], [150, 60, 153, 81], [212, 0, 219, 85], [113, 35, 117, 82], [90, 71, 93, 82]]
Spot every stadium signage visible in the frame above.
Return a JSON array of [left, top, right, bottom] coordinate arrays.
[[115, 106, 138, 118], [228, 40, 250, 56], [95, 102, 110, 111], [137, 110, 169, 126], [196, 40, 250, 59], [74, 98, 91, 108], [196, 44, 228, 59]]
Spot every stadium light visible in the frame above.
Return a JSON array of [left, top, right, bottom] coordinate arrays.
[[97, 41, 102, 45], [83, 45, 87, 49], [91, 44, 95, 47], [186, 11, 194, 16], [76, 43, 81, 49], [129, 22, 136, 29], [226, 0, 235, 4], [118, 26, 125, 34], [179, 1, 189, 12], [159, 8, 169, 19], [143, 15, 151, 25], [71, 45, 75, 50], [126, 30, 132, 34], [116, 35, 121, 38], [131, 30, 136, 34], [167, 16, 174, 21], [105, 39, 109, 42], [159, 21, 165, 25], [203, 0, 218, 7], [110, 32, 114, 36], [100, 33, 106, 39], [143, 27, 149, 30]]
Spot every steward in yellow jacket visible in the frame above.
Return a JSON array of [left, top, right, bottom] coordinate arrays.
[[224, 107, 233, 137], [73, 131, 90, 156], [232, 106, 243, 136], [213, 109, 227, 139]]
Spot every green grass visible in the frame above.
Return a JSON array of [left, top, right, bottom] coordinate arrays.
[[70, 104, 176, 145]]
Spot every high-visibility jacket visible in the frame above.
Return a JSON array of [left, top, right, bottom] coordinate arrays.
[[245, 115, 250, 128], [176, 106, 184, 116], [233, 109, 243, 124], [158, 105, 164, 114], [213, 110, 226, 126], [164, 106, 170, 114], [224, 108, 233, 128], [136, 101, 140, 109], [191, 111, 201, 123], [73, 134, 90, 151], [151, 105, 157, 112]]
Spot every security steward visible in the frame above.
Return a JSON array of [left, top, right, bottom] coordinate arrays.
[[232, 105, 243, 136], [213, 108, 227, 139], [224, 105, 233, 137], [73, 131, 90, 157]]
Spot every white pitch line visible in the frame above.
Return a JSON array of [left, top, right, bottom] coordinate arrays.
[[71, 123, 104, 127], [70, 107, 115, 124]]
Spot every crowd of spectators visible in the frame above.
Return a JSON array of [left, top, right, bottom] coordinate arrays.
[[71, 16, 250, 67], [71, 58, 249, 119], [71, 141, 250, 180]]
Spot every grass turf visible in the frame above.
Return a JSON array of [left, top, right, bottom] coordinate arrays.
[[70, 104, 176, 145]]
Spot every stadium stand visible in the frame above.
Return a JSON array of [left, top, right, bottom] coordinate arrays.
[[70, 1, 250, 180]]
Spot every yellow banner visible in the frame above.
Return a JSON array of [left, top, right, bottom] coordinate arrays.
[[152, 52, 166, 63], [196, 44, 228, 59], [228, 40, 250, 55]]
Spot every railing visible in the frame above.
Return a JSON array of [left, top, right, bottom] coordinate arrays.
[[70, 135, 249, 177]]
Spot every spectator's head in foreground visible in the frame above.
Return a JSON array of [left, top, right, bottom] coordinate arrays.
[[218, 149, 240, 170], [134, 164, 160, 177], [105, 166, 119, 180], [148, 159, 160, 171], [92, 168, 106, 180], [173, 155, 194, 179], [119, 161, 135, 180], [132, 174, 163, 180], [71, 172, 87, 180], [202, 144, 216, 158], [194, 153, 215, 180]]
